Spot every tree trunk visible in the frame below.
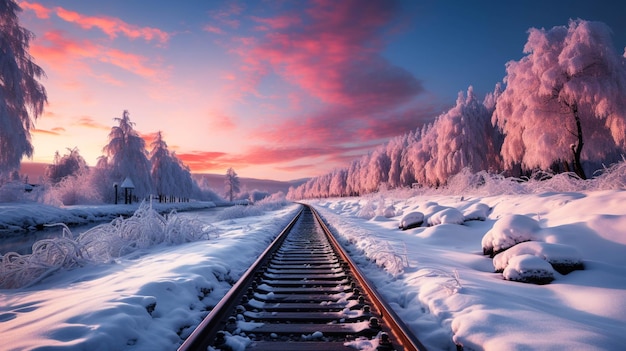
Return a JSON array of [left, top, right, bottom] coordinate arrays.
[[570, 102, 586, 179]]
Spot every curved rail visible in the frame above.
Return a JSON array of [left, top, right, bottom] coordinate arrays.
[[178, 204, 427, 351]]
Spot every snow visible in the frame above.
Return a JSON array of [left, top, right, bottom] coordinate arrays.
[[501, 254, 556, 284], [1, 200, 300, 350], [1, 189, 625, 350], [481, 214, 541, 256], [493, 241, 584, 274], [307, 189, 626, 350], [399, 212, 424, 230]]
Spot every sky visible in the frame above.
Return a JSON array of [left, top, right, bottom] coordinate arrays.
[[16, 0, 626, 181]]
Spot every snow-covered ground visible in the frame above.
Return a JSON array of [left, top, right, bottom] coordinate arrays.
[[1, 187, 625, 350], [0, 201, 301, 350], [306, 189, 626, 350]]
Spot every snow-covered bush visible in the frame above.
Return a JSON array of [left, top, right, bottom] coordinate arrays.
[[399, 211, 424, 230], [44, 173, 103, 206], [0, 201, 206, 289], [493, 241, 584, 274], [502, 254, 555, 284], [592, 158, 626, 190], [356, 198, 378, 219], [482, 214, 541, 257], [256, 191, 288, 210]]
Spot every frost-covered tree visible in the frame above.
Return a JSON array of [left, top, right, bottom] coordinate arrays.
[[150, 131, 179, 202], [45, 147, 88, 184], [493, 19, 626, 179], [102, 110, 152, 199], [428, 87, 502, 185], [363, 148, 390, 193], [0, 0, 47, 178], [329, 168, 347, 197], [149, 131, 195, 202], [224, 167, 240, 202], [170, 151, 195, 201]]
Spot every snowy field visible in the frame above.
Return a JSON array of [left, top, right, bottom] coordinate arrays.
[[1, 185, 625, 350], [0, 201, 301, 350], [306, 188, 626, 350]]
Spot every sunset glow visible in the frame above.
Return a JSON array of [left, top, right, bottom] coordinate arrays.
[[18, 0, 626, 181]]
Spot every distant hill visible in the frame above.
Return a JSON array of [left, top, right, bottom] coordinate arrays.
[[193, 173, 308, 195]]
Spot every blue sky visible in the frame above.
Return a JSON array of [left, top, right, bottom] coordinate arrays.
[[18, 0, 626, 180]]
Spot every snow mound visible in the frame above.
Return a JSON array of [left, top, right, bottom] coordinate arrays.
[[502, 254, 555, 284], [399, 211, 424, 230], [462, 202, 491, 221], [493, 241, 584, 274], [482, 214, 541, 257], [427, 207, 465, 226], [383, 205, 396, 218]]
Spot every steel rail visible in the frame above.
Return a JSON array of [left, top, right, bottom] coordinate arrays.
[[178, 205, 304, 351], [309, 205, 428, 351], [178, 204, 427, 351]]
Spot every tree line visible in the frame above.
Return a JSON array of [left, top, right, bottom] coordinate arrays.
[[287, 20, 626, 200], [42, 110, 205, 204]]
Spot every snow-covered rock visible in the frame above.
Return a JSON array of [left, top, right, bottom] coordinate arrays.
[[427, 207, 465, 226], [462, 202, 491, 221], [502, 254, 555, 284], [493, 241, 584, 274], [482, 214, 541, 257], [399, 211, 424, 230]]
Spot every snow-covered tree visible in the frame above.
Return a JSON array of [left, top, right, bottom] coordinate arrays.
[[364, 148, 390, 193], [102, 110, 152, 199], [493, 19, 626, 179], [329, 168, 347, 197], [0, 0, 47, 178], [149, 131, 181, 202], [428, 87, 502, 185], [45, 147, 88, 184], [224, 167, 240, 202], [150, 131, 198, 202]]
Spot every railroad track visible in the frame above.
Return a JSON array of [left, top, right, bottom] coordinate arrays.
[[179, 205, 426, 351]]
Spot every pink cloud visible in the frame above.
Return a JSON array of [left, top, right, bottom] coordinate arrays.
[[251, 15, 301, 30], [240, 0, 422, 108], [73, 116, 111, 131], [222, 0, 431, 170], [203, 25, 224, 35], [21, 2, 169, 44], [207, 3, 243, 31], [32, 128, 62, 136], [254, 102, 437, 147], [176, 151, 230, 172], [31, 30, 98, 61], [99, 48, 157, 78], [208, 111, 237, 130], [31, 30, 161, 81], [18, 1, 51, 18], [176, 145, 339, 174]]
